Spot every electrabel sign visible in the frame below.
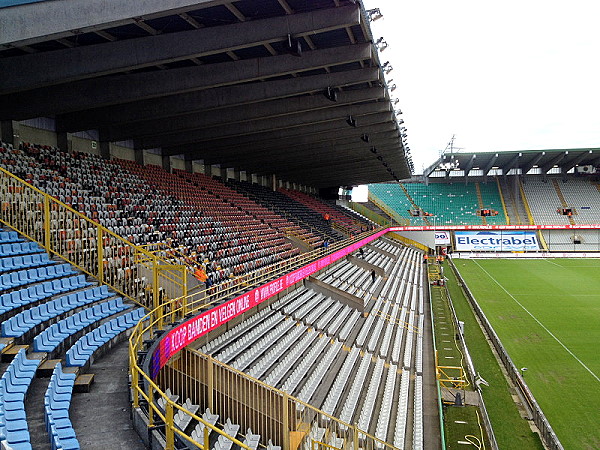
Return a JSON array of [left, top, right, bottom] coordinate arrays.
[[151, 229, 388, 377], [454, 231, 539, 251]]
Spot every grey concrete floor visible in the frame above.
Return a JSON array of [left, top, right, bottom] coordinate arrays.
[[69, 339, 146, 450]]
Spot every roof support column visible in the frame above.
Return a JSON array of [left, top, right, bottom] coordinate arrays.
[[99, 140, 111, 160], [56, 131, 70, 152], [162, 152, 171, 173], [184, 154, 193, 173], [134, 148, 145, 166], [0, 120, 18, 146], [271, 174, 277, 192]]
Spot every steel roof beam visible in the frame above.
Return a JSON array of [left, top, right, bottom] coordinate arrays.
[[162, 123, 397, 158], [502, 153, 521, 174], [521, 151, 545, 174], [136, 104, 392, 149], [264, 160, 405, 181], [188, 133, 399, 164], [103, 85, 384, 141], [481, 153, 499, 176], [162, 115, 395, 156], [202, 141, 400, 166], [462, 154, 476, 177], [229, 155, 401, 177], [561, 150, 592, 174], [0, 4, 360, 93], [0, 0, 227, 47], [56, 67, 380, 132], [541, 151, 567, 174], [1, 43, 372, 120]]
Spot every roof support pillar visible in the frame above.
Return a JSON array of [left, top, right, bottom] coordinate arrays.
[[232, 169, 241, 182], [161, 152, 171, 173], [0, 120, 18, 146], [184, 154, 193, 173], [134, 148, 145, 166], [98, 140, 110, 160], [57, 131, 69, 153]]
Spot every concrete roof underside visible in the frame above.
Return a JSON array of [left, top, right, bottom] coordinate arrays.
[[0, 0, 411, 189]]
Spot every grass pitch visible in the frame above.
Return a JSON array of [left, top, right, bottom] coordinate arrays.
[[455, 258, 600, 450]]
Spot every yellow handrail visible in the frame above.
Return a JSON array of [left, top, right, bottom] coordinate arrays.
[[495, 176, 511, 225], [348, 201, 392, 227], [517, 178, 535, 225], [368, 191, 409, 226], [128, 228, 401, 450], [0, 166, 186, 312]]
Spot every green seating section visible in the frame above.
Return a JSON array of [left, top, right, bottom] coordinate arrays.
[[478, 183, 506, 225], [369, 183, 507, 226], [368, 184, 419, 225]]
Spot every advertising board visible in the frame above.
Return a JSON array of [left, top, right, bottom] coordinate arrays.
[[454, 230, 539, 251], [151, 229, 388, 377], [435, 231, 451, 245]]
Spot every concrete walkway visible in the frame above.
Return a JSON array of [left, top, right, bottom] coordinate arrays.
[[70, 339, 146, 449]]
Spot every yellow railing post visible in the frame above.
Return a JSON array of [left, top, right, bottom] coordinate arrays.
[[43, 195, 51, 251], [353, 424, 359, 449], [165, 401, 175, 449], [207, 356, 214, 412], [97, 227, 104, 284], [153, 261, 164, 331], [148, 384, 154, 427], [282, 393, 290, 450], [132, 358, 140, 408], [518, 178, 535, 225], [182, 274, 188, 319], [203, 425, 210, 450]]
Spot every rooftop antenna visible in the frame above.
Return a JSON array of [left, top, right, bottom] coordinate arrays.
[[439, 135, 463, 170]]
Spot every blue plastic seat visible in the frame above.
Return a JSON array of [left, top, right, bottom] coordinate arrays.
[[0, 231, 21, 243]]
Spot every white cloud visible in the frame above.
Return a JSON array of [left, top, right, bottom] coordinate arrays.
[[364, 0, 600, 173]]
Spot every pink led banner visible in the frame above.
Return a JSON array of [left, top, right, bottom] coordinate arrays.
[[151, 229, 388, 376]]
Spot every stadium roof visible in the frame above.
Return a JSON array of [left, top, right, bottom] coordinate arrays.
[[422, 147, 600, 179], [0, 0, 410, 188]]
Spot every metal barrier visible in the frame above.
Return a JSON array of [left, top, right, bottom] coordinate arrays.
[[367, 191, 409, 226], [449, 257, 564, 450], [156, 347, 398, 450], [426, 275, 447, 450], [129, 229, 392, 449], [348, 201, 393, 227], [0, 167, 187, 312], [494, 176, 511, 225], [432, 264, 498, 450]]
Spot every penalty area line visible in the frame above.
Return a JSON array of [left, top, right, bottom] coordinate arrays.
[[472, 260, 600, 384]]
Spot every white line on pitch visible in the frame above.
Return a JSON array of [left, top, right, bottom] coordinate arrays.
[[544, 259, 563, 267], [472, 260, 600, 384]]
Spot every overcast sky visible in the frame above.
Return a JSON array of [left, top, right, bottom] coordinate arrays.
[[363, 0, 600, 174]]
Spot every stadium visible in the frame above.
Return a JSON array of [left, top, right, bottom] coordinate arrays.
[[0, 1, 597, 450]]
